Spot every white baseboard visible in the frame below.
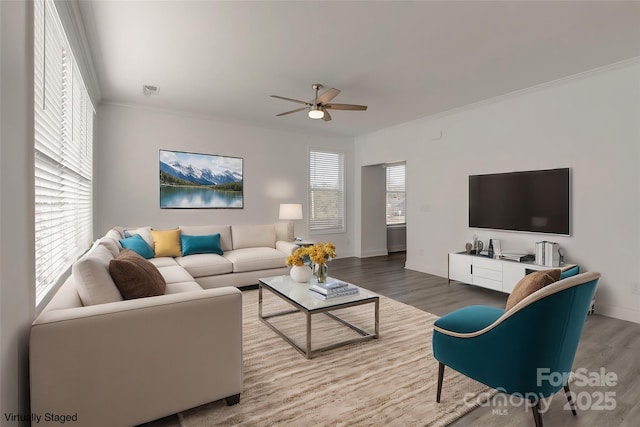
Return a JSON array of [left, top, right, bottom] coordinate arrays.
[[360, 249, 389, 258], [593, 303, 640, 324]]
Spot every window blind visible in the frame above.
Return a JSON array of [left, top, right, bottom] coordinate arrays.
[[309, 150, 345, 233], [386, 164, 406, 225], [34, 0, 94, 304]]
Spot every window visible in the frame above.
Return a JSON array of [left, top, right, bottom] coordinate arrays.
[[386, 163, 405, 225], [34, 0, 94, 304], [309, 150, 345, 233]]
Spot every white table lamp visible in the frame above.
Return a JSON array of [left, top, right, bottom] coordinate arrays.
[[279, 204, 303, 241]]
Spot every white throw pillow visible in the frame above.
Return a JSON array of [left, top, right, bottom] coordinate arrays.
[[95, 236, 121, 258], [124, 226, 153, 248], [231, 224, 276, 250], [105, 228, 123, 248], [73, 244, 123, 306]]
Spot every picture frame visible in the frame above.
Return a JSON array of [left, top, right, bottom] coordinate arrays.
[[159, 149, 244, 209]]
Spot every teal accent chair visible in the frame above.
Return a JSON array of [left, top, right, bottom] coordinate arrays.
[[560, 264, 580, 279], [433, 271, 600, 427]]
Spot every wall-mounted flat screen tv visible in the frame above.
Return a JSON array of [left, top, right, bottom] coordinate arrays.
[[469, 168, 570, 235]]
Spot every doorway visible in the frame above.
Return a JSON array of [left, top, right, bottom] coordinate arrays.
[[360, 162, 406, 257], [385, 163, 406, 253]]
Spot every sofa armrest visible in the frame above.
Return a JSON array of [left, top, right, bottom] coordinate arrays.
[[276, 240, 298, 255], [30, 287, 243, 427]]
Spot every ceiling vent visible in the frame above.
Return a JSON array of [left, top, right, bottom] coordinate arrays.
[[142, 85, 160, 97]]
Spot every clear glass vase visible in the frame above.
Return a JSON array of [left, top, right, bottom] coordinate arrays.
[[315, 263, 328, 283]]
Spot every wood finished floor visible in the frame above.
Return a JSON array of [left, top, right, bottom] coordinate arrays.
[[141, 252, 640, 426]]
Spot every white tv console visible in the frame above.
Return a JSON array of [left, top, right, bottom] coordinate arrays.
[[448, 252, 576, 294]]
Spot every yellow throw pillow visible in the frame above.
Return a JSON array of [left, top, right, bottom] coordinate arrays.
[[505, 269, 561, 311], [150, 228, 182, 257]]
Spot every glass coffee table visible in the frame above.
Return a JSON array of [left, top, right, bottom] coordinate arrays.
[[258, 275, 379, 359]]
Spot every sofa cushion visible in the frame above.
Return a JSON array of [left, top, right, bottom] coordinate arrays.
[[95, 236, 121, 258], [165, 281, 203, 294], [104, 228, 123, 248], [505, 269, 561, 310], [108, 250, 167, 300], [181, 233, 224, 256], [150, 228, 182, 257], [231, 224, 276, 250], [179, 225, 233, 252], [148, 257, 179, 268], [156, 265, 195, 284], [73, 244, 123, 306], [119, 234, 154, 259], [223, 247, 287, 273], [123, 226, 153, 248], [175, 254, 233, 278]]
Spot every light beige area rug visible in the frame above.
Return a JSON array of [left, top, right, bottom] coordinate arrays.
[[180, 289, 489, 426]]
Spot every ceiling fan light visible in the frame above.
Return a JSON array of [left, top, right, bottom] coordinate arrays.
[[308, 106, 324, 119]]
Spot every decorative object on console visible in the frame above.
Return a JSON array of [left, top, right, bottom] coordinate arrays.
[[159, 149, 243, 209], [535, 241, 546, 265], [544, 242, 561, 267], [279, 203, 303, 241], [465, 242, 472, 254], [491, 239, 502, 258], [286, 242, 336, 283]]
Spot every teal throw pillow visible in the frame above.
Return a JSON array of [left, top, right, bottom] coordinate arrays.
[[181, 233, 224, 256], [119, 234, 155, 259]]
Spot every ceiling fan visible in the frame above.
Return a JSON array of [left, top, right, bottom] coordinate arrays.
[[271, 84, 367, 122]]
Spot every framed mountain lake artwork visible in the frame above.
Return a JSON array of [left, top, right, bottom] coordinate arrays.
[[159, 149, 244, 209]]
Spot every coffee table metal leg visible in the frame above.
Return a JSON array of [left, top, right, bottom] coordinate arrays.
[[375, 298, 379, 338], [306, 311, 312, 359]]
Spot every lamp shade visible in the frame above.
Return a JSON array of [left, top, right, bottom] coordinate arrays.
[[279, 204, 303, 220]]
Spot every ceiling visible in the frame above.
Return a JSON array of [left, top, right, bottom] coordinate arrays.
[[79, 1, 640, 137]]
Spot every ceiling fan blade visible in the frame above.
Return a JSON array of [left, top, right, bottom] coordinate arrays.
[[316, 88, 341, 105], [324, 103, 368, 111], [322, 108, 332, 122], [276, 107, 308, 116], [270, 95, 310, 106]]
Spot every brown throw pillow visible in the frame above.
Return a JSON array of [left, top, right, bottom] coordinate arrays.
[[109, 249, 167, 299], [505, 269, 561, 310]]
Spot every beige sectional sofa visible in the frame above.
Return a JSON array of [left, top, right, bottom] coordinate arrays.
[[30, 223, 297, 427]]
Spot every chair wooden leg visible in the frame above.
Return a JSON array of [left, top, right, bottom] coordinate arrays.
[[225, 393, 240, 406], [564, 383, 577, 416], [436, 362, 445, 403], [531, 400, 544, 427]]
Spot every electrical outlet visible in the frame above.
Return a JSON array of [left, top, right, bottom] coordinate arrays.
[[632, 282, 640, 295]]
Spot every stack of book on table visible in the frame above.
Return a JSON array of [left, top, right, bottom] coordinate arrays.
[[309, 280, 359, 300]]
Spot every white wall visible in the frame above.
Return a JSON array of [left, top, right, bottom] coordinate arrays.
[[1, 1, 35, 423], [355, 60, 640, 323], [95, 104, 356, 256]]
